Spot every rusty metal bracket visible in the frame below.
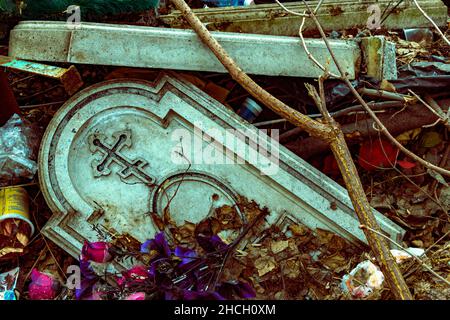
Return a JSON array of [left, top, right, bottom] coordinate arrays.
[[0, 55, 83, 96]]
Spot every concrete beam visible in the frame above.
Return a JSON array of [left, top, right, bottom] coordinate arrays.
[[9, 21, 361, 79], [160, 0, 448, 37]]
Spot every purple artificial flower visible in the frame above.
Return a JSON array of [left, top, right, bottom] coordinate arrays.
[[75, 278, 99, 300], [174, 246, 198, 267], [81, 241, 113, 263], [80, 259, 98, 280], [141, 232, 171, 259], [28, 269, 61, 300], [75, 259, 100, 300]]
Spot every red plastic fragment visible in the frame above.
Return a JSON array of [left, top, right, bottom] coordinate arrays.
[[358, 139, 399, 171], [397, 160, 416, 169]]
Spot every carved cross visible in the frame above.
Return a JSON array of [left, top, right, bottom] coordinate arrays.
[[89, 130, 155, 185]]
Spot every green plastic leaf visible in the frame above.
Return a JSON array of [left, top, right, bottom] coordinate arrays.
[[440, 186, 450, 208], [421, 132, 442, 148], [427, 169, 449, 187]]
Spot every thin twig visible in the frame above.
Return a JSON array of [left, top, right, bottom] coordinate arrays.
[[274, 0, 308, 17], [211, 208, 267, 289], [274, 0, 324, 17], [297, 11, 340, 79], [274, 0, 340, 78], [412, 0, 450, 46], [360, 88, 412, 103], [19, 101, 66, 109], [279, 101, 404, 141], [23, 247, 47, 284], [30, 192, 67, 280], [380, 0, 405, 26], [409, 90, 450, 130]]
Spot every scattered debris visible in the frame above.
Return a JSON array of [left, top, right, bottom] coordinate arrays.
[[0, 0, 449, 302], [237, 97, 263, 123], [404, 28, 434, 45], [0, 114, 39, 186], [0, 267, 19, 300], [341, 260, 385, 299], [390, 248, 425, 264]]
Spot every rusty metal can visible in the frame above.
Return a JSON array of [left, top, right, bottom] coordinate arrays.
[[0, 187, 34, 236]]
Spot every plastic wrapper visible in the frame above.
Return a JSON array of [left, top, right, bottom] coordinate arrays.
[[0, 267, 19, 300], [391, 62, 450, 94], [0, 114, 39, 186], [320, 62, 450, 110], [390, 248, 425, 264], [341, 260, 385, 298]]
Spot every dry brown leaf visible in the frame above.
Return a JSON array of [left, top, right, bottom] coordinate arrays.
[[370, 194, 394, 210], [320, 253, 348, 273], [289, 224, 309, 236], [0, 247, 23, 259], [254, 255, 277, 277], [16, 232, 29, 246], [411, 239, 424, 248], [281, 258, 301, 279], [271, 240, 289, 254], [439, 186, 450, 208], [380, 80, 396, 93], [316, 229, 334, 245]]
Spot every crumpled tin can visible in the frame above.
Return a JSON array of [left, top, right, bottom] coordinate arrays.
[[237, 97, 263, 123], [0, 187, 34, 260]]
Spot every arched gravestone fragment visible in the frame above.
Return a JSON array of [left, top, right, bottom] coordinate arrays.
[[38, 72, 404, 268]]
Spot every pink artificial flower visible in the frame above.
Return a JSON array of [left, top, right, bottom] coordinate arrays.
[[117, 265, 149, 287], [81, 241, 113, 263], [125, 292, 146, 300], [28, 269, 60, 300]]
